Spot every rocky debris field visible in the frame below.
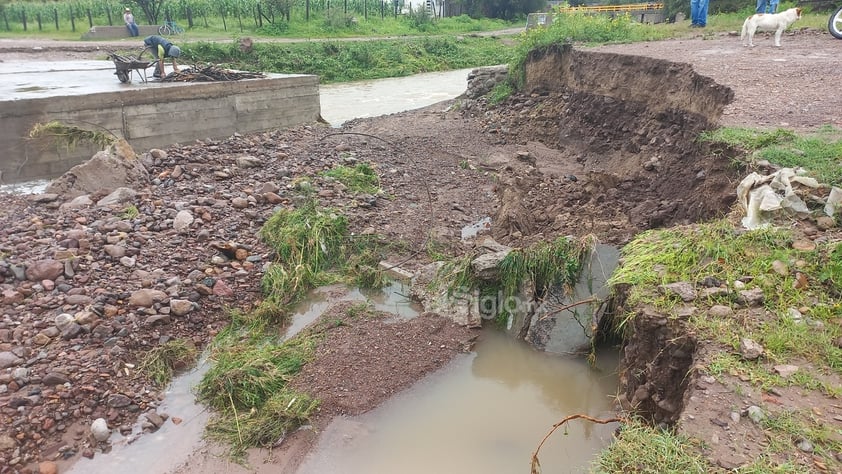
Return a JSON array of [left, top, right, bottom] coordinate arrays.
[[1, 28, 841, 473]]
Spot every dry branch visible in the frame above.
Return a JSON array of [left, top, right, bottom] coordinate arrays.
[[531, 414, 624, 474], [162, 65, 266, 82]]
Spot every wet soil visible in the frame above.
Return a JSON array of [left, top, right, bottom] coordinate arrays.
[[1, 28, 840, 473]]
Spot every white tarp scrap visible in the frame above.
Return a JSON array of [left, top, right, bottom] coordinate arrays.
[[737, 167, 841, 229]]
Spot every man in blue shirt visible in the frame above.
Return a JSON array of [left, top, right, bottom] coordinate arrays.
[[143, 35, 182, 78]]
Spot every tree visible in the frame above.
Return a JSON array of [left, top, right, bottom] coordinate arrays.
[[449, 0, 547, 20], [133, 0, 166, 25]]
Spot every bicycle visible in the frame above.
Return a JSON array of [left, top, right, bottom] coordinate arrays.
[[158, 19, 184, 35]]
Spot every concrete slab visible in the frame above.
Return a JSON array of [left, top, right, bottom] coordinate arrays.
[[0, 60, 321, 184]]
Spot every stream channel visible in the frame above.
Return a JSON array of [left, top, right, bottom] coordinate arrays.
[[59, 67, 620, 474]]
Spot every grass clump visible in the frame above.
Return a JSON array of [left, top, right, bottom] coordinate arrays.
[[610, 219, 842, 392], [700, 126, 842, 186], [592, 418, 711, 473], [432, 236, 590, 325], [138, 339, 198, 388], [320, 163, 381, 194]]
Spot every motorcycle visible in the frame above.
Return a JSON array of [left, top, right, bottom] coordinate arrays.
[[829, 5, 842, 38]]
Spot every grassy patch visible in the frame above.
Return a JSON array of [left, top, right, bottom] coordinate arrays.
[[138, 339, 198, 388], [188, 35, 514, 84], [700, 126, 842, 186], [487, 81, 513, 105], [199, 198, 391, 459], [592, 418, 711, 473], [610, 219, 842, 392], [432, 236, 589, 325], [320, 163, 381, 194]]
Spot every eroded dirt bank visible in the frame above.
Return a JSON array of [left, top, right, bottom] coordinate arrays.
[[1, 29, 840, 473]]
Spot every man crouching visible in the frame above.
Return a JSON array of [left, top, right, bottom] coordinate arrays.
[[143, 35, 182, 78]]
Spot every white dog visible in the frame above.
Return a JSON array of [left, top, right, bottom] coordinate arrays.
[[741, 7, 802, 47]]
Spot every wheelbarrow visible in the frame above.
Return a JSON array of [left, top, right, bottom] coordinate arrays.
[[107, 50, 154, 84]]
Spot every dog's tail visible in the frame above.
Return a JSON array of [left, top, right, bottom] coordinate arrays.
[[740, 17, 749, 41]]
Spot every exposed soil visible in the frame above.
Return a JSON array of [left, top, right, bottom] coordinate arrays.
[[0, 27, 840, 473]]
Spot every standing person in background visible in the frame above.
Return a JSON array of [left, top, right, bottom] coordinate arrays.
[[123, 8, 139, 37], [690, 0, 709, 27], [143, 35, 182, 78], [756, 0, 779, 13]]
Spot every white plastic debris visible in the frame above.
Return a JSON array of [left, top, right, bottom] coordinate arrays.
[[737, 167, 840, 229]]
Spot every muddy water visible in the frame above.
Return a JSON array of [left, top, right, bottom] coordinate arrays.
[[319, 68, 474, 127], [297, 331, 619, 474]]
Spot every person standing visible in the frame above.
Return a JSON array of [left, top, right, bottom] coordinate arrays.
[[143, 35, 182, 78], [690, 0, 709, 27], [123, 7, 139, 37], [756, 0, 779, 14]]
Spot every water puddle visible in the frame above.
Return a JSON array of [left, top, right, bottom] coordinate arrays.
[[65, 281, 420, 474], [282, 279, 421, 340], [297, 330, 619, 474], [0, 179, 49, 195], [461, 216, 492, 240]]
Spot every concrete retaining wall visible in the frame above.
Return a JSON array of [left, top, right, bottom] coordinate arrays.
[[0, 75, 320, 184], [82, 25, 162, 40]]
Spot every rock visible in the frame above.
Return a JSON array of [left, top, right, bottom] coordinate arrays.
[[816, 216, 835, 230], [103, 244, 127, 258], [747, 405, 765, 424], [54, 313, 75, 331], [66, 294, 94, 306], [2, 289, 24, 305], [44, 148, 149, 199], [708, 305, 733, 318], [796, 439, 814, 453], [470, 250, 511, 281], [39, 461, 58, 474], [173, 210, 194, 233], [658, 281, 697, 302], [129, 289, 168, 307], [25, 259, 64, 281], [773, 364, 799, 378], [43, 372, 71, 385], [212, 280, 234, 297], [91, 418, 111, 442], [97, 187, 139, 207], [736, 288, 764, 306], [0, 434, 17, 450], [145, 411, 165, 428], [771, 260, 788, 276], [740, 337, 764, 360], [32, 333, 51, 346], [231, 197, 249, 209], [169, 299, 194, 316], [74, 310, 98, 325], [0, 351, 24, 369], [792, 239, 816, 251], [107, 394, 132, 408], [236, 156, 262, 168], [60, 323, 82, 340]]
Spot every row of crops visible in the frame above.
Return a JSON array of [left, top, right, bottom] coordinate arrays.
[[0, 0, 405, 32]]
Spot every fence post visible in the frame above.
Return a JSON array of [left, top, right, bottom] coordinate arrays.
[[256, 3, 262, 27], [107, 8, 112, 26], [69, 6, 75, 31], [21, 9, 26, 31], [36, 12, 42, 31], [186, 6, 194, 27], [86, 9, 92, 28], [53, 8, 59, 30], [221, 8, 227, 31], [306, 0, 310, 21]]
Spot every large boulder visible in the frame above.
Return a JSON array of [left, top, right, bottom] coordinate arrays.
[[45, 139, 149, 198]]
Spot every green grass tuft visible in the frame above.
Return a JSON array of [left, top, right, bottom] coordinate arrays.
[[138, 339, 198, 388], [321, 163, 381, 194]]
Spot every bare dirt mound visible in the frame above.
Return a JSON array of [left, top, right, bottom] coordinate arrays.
[[462, 44, 740, 246]]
